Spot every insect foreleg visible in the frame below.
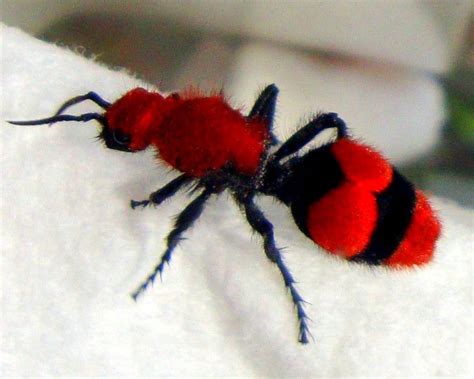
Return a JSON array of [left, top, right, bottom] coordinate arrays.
[[272, 112, 347, 162], [130, 174, 192, 209], [239, 196, 312, 344], [131, 188, 212, 300]]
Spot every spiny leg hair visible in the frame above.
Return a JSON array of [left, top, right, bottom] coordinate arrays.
[[131, 174, 192, 209], [241, 196, 312, 344], [131, 189, 212, 301]]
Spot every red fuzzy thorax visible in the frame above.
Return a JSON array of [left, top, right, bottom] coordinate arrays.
[[106, 89, 268, 177], [152, 96, 268, 177]]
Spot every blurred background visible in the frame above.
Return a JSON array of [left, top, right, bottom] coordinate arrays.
[[2, 0, 473, 207]]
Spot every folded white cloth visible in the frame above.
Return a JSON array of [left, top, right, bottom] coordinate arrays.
[[2, 25, 472, 377]]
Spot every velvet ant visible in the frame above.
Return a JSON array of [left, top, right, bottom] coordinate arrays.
[[9, 84, 440, 344]]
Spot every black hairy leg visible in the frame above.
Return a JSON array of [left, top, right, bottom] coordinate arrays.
[[247, 84, 279, 145], [272, 112, 347, 162], [131, 174, 192, 209], [248, 84, 278, 124], [131, 189, 213, 300], [239, 196, 312, 344]]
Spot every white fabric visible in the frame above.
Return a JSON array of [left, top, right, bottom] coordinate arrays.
[[1, 25, 472, 377]]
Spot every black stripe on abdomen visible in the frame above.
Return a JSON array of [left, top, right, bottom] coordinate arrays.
[[276, 145, 344, 236], [350, 169, 416, 265]]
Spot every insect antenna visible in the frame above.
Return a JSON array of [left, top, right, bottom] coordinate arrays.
[[8, 113, 106, 126], [52, 92, 111, 118], [8, 92, 110, 127]]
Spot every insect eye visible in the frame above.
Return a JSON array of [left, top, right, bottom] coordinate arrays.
[[112, 130, 131, 145]]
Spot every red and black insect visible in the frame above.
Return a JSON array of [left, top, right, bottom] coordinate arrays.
[[9, 84, 441, 344]]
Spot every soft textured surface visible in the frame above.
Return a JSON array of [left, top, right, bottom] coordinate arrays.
[[1, 25, 472, 377]]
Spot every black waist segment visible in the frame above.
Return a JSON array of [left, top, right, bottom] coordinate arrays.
[[350, 169, 416, 265]]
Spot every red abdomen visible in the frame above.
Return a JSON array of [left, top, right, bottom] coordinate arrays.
[[385, 191, 440, 266], [281, 139, 440, 267]]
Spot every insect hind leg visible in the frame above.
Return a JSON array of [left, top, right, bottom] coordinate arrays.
[[239, 196, 312, 344], [131, 189, 212, 300]]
